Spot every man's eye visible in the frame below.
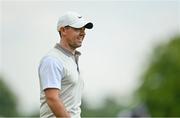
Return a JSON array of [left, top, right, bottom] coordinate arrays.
[[75, 28, 84, 31], [75, 28, 82, 30]]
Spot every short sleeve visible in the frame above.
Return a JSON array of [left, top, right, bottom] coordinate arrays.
[[39, 56, 64, 90]]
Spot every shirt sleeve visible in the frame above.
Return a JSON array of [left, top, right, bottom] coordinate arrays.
[[39, 56, 64, 90]]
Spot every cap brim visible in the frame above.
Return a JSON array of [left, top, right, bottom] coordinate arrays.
[[84, 22, 93, 29], [69, 19, 93, 29]]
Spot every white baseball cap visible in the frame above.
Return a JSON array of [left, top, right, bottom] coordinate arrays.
[[57, 11, 93, 31]]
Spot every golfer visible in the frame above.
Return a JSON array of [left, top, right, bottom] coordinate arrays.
[[38, 11, 93, 118]]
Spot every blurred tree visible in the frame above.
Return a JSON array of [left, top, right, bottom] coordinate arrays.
[[136, 35, 180, 116], [0, 77, 19, 116], [81, 96, 123, 117]]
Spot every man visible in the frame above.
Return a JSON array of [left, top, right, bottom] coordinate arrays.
[[38, 11, 93, 118]]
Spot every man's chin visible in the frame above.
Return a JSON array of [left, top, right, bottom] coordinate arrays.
[[76, 45, 82, 48], [73, 44, 82, 49]]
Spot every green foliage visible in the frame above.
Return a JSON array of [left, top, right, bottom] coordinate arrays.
[[137, 35, 180, 116], [0, 77, 19, 116], [81, 96, 123, 117]]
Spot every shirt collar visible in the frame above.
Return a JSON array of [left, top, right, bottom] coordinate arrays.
[[54, 43, 81, 57]]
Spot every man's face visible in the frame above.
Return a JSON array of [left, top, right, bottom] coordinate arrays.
[[63, 26, 86, 49]]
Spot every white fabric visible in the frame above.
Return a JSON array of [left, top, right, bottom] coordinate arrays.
[[57, 11, 93, 31], [39, 56, 64, 90]]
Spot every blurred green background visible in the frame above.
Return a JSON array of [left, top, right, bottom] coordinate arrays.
[[1, 35, 180, 117]]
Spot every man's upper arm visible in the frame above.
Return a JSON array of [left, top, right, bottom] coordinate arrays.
[[44, 88, 60, 100], [39, 56, 64, 90]]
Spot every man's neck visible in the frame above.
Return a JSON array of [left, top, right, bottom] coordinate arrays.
[[59, 42, 75, 55]]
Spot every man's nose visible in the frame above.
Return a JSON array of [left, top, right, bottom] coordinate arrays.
[[80, 30, 86, 36]]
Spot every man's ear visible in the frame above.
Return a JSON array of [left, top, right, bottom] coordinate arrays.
[[60, 27, 66, 36]]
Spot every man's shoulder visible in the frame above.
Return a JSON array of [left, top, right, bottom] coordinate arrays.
[[41, 48, 62, 60], [47, 48, 66, 58], [41, 55, 58, 62], [39, 47, 67, 67], [40, 55, 61, 66]]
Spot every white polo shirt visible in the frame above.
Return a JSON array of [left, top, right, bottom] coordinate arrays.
[[38, 44, 84, 118]]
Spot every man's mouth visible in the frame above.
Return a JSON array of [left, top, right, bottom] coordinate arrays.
[[78, 37, 84, 41]]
